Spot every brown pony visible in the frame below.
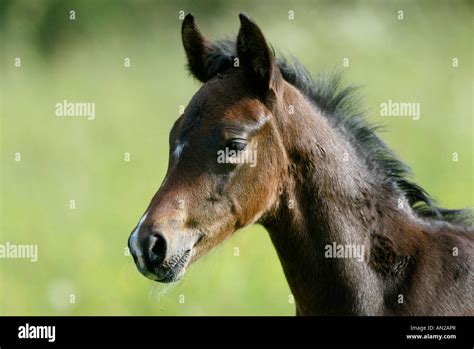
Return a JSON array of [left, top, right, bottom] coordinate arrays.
[[128, 13, 473, 315]]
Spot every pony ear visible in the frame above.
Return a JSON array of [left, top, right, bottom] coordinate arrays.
[[237, 13, 277, 92], [181, 14, 231, 83]]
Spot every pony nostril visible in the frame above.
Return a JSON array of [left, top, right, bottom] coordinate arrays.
[[148, 233, 167, 266]]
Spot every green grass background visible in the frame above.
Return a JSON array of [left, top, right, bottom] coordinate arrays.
[[1, 0, 472, 315]]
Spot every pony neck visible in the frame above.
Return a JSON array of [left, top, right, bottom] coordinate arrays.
[[260, 83, 416, 315]]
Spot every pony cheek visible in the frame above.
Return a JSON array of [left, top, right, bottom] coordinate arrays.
[[190, 222, 237, 262], [232, 186, 274, 228]]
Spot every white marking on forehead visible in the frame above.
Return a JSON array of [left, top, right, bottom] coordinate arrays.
[[130, 211, 148, 270], [173, 141, 186, 160]]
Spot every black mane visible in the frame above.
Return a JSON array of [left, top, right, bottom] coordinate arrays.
[[210, 39, 471, 225]]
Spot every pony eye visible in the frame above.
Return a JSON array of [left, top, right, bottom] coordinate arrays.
[[227, 139, 247, 152]]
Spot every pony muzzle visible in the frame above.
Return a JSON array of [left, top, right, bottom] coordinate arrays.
[[128, 224, 197, 283]]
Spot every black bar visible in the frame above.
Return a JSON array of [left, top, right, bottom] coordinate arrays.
[[0, 316, 472, 347]]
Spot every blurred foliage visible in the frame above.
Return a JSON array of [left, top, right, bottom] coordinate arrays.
[[0, 0, 472, 315]]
